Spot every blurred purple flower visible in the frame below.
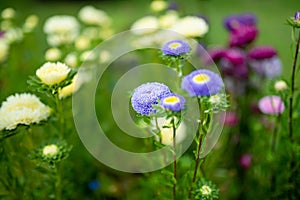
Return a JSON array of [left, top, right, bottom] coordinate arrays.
[[181, 69, 223, 96], [224, 13, 257, 31], [203, 47, 226, 65], [160, 93, 185, 112], [161, 40, 190, 56], [219, 111, 239, 127], [131, 82, 171, 115], [239, 154, 252, 169], [220, 49, 248, 79], [295, 11, 300, 21], [258, 95, 285, 115], [229, 25, 258, 48], [247, 46, 282, 78]]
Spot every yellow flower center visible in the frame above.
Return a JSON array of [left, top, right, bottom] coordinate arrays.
[[168, 42, 182, 49], [193, 74, 210, 84], [200, 185, 212, 195], [163, 96, 179, 104]]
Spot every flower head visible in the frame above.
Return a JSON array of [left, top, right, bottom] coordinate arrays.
[[131, 82, 171, 115], [248, 46, 277, 60], [150, 0, 168, 12], [43, 144, 59, 157], [203, 48, 226, 65], [45, 47, 62, 61], [193, 179, 219, 200], [224, 13, 257, 31], [239, 154, 252, 169], [274, 80, 287, 92], [131, 16, 159, 35], [181, 69, 223, 96], [36, 62, 71, 86], [161, 39, 190, 56], [160, 93, 185, 112], [294, 11, 300, 21], [229, 25, 258, 47], [258, 95, 285, 115], [170, 16, 209, 38], [78, 6, 111, 26], [0, 93, 51, 131]]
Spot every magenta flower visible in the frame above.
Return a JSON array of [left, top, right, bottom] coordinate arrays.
[[258, 96, 285, 115], [219, 111, 239, 127], [229, 25, 258, 48], [224, 13, 257, 31], [239, 154, 252, 169], [203, 47, 226, 66]]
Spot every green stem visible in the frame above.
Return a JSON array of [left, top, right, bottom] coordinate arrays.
[[55, 94, 64, 138], [54, 164, 62, 200], [172, 117, 177, 200]]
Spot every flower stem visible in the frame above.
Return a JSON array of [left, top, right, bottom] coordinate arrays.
[[54, 164, 62, 200], [172, 117, 177, 200], [55, 94, 65, 138]]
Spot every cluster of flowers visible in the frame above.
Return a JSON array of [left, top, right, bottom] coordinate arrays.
[[43, 5, 113, 67], [0, 7, 39, 63]]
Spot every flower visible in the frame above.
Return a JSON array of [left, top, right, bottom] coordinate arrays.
[[258, 95, 285, 115], [223, 13, 256, 31], [159, 11, 179, 28], [131, 82, 171, 115], [75, 36, 91, 50], [294, 11, 300, 21], [193, 179, 219, 200], [229, 25, 258, 47], [274, 80, 287, 91], [0, 93, 51, 131], [150, 0, 168, 12], [239, 154, 252, 169], [78, 6, 111, 27], [203, 48, 226, 66], [131, 16, 159, 35], [43, 144, 59, 157], [44, 47, 62, 61], [153, 117, 186, 146], [36, 62, 71, 86], [247, 46, 282, 78], [219, 111, 239, 127], [43, 15, 79, 46], [170, 16, 209, 38], [23, 15, 39, 33], [181, 69, 223, 96], [64, 53, 78, 67], [58, 75, 81, 99], [161, 39, 190, 56], [160, 93, 185, 112], [1, 8, 15, 19]]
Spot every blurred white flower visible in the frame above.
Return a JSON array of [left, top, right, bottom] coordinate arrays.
[[43, 15, 79, 46], [75, 36, 91, 50], [64, 53, 78, 68], [274, 80, 287, 91], [43, 144, 59, 157], [3, 27, 23, 44], [80, 50, 96, 62], [45, 47, 62, 61], [1, 8, 15, 19], [99, 50, 111, 63], [150, 0, 168, 12], [153, 117, 186, 146], [23, 15, 39, 33], [171, 16, 209, 38], [36, 62, 71, 85], [78, 5, 111, 27], [159, 11, 179, 28], [131, 16, 159, 35], [0, 39, 9, 63], [0, 20, 13, 31], [0, 93, 51, 131]]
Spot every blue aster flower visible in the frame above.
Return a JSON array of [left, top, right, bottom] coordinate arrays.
[[160, 93, 185, 112], [161, 40, 190, 56], [131, 82, 171, 115], [181, 69, 223, 96]]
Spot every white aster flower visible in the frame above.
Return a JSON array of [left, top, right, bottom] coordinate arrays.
[[159, 11, 179, 28], [131, 16, 159, 35], [64, 53, 78, 68], [0, 39, 9, 63], [58, 75, 81, 99], [3, 27, 23, 44], [43, 144, 59, 157], [75, 36, 91, 50], [78, 5, 111, 27], [0, 93, 51, 131], [23, 15, 39, 33], [150, 0, 168, 12], [274, 80, 287, 91], [1, 8, 15, 19], [36, 62, 71, 86], [171, 16, 209, 38], [44, 47, 62, 61]]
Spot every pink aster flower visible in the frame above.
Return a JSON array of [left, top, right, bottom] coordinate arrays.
[[239, 154, 252, 169], [258, 95, 285, 115]]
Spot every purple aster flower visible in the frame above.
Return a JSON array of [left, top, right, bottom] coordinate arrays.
[[229, 25, 258, 48], [160, 93, 185, 112], [131, 82, 171, 115], [224, 13, 257, 31], [239, 154, 252, 169], [181, 69, 223, 96], [295, 11, 300, 21], [220, 49, 248, 79], [203, 47, 226, 66], [258, 95, 285, 115], [161, 40, 190, 56], [247, 46, 282, 78]]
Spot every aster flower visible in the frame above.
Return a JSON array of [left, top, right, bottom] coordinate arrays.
[[181, 69, 223, 96], [161, 39, 190, 56], [78, 6, 111, 27], [247, 46, 282, 78], [160, 93, 185, 112], [159, 11, 179, 28], [150, 0, 168, 12], [170, 16, 209, 38], [131, 16, 159, 35], [192, 179, 219, 200], [44, 47, 62, 62], [58, 75, 81, 99], [229, 25, 258, 48], [203, 48, 226, 66], [23, 15, 39, 33], [131, 82, 171, 115], [258, 95, 285, 115], [239, 154, 252, 169], [224, 13, 257, 31], [287, 11, 300, 28], [0, 93, 51, 131], [36, 62, 71, 86], [274, 80, 287, 92]]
